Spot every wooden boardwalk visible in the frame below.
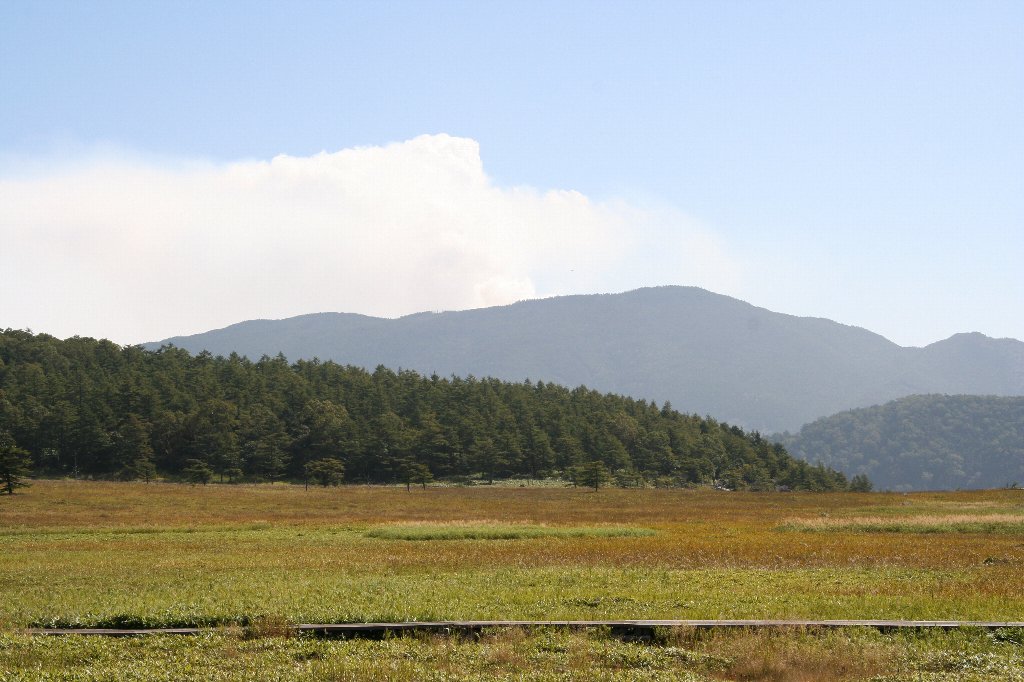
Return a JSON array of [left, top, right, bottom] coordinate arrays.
[[25, 619, 1024, 638]]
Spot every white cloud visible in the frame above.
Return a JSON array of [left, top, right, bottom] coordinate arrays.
[[0, 134, 741, 344]]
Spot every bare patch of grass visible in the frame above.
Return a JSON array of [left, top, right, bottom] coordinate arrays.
[[711, 629, 895, 681], [652, 627, 901, 681], [479, 626, 530, 670], [241, 614, 293, 639]]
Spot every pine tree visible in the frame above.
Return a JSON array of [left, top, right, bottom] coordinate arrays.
[[183, 458, 214, 485], [849, 474, 873, 492], [0, 431, 32, 494], [398, 458, 433, 491], [305, 458, 345, 487], [113, 414, 156, 482], [579, 460, 612, 491]]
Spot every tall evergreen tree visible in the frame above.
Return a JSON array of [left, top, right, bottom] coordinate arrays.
[[0, 430, 32, 494]]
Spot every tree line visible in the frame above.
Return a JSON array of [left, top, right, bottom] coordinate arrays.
[[0, 329, 858, 491]]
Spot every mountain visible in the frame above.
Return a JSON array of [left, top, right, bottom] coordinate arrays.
[[775, 395, 1024, 491], [147, 287, 1024, 433]]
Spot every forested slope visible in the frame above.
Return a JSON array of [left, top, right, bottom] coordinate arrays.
[[776, 395, 1024, 491], [0, 329, 852, 490]]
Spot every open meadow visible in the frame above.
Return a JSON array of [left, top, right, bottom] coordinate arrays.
[[2, 480, 1024, 680]]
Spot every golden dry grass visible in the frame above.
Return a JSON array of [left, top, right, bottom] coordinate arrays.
[[781, 513, 1024, 533], [691, 628, 897, 682], [6, 480, 1023, 569]]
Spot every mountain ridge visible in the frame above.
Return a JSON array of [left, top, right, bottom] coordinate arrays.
[[147, 286, 1024, 432]]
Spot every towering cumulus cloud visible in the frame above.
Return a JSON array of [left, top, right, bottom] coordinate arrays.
[[0, 135, 737, 343]]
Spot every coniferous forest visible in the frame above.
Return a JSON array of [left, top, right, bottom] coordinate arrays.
[[0, 329, 854, 491]]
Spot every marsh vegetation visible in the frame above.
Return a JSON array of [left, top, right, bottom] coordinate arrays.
[[2, 481, 1024, 678]]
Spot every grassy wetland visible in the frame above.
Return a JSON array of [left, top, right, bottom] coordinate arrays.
[[3, 480, 1024, 680]]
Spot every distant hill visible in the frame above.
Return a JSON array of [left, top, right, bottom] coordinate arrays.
[[775, 395, 1024, 491], [148, 287, 1024, 433]]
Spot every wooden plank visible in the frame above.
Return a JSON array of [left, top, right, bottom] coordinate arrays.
[[25, 619, 1024, 637]]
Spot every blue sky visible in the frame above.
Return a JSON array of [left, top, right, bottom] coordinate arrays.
[[2, 0, 1022, 346]]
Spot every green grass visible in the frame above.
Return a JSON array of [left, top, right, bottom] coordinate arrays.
[[2, 627, 1024, 681], [14, 566, 1017, 630]]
